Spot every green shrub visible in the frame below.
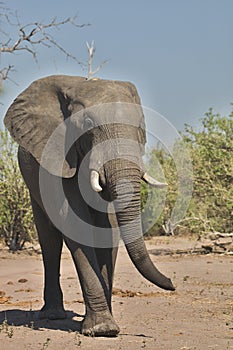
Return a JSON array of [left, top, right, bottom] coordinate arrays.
[[0, 129, 36, 250], [142, 108, 233, 236], [141, 147, 178, 236], [182, 108, 233, 235]]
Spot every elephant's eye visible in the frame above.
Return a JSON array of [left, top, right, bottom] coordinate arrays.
[[83, 117, 94, 131]]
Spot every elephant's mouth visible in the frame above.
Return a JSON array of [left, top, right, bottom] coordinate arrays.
[[90, 169, 167, 193]]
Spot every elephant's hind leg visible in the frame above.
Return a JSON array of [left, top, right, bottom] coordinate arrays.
[[30, 197, 66, 320]]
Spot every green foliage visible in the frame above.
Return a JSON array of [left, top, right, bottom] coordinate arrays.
[[0, 129, 36, 250], [142, 108, 233, 236], [141, 147, 178, 236], [183, 108, 233, 234]]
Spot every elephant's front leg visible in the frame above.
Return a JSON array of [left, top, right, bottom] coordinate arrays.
[[64, 236, 120, 337], [90, 207, 119, 313], [94, 246, 118, 313]]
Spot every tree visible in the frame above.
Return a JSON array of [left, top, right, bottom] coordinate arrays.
[[141, 147, 178, 236], [0, 1, 88, 90], [182, 108, 233, 235], [86, 41, 108, 80], [142, 108, 233, 237]]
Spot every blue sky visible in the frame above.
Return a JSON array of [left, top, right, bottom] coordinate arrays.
[[1, 0, 233, 131]]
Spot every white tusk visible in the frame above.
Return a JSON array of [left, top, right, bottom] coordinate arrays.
[[90, 170, 103, 192], [143, 172, 168, 188]]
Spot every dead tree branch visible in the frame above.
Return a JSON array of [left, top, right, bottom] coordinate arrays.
[[0, 65, 14, 81], [0, 3, 90, 88], [86, 40, 108, 80], [0, 17, 88, 61]]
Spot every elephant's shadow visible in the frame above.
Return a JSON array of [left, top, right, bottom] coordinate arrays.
[[0, 309, 84, 332]]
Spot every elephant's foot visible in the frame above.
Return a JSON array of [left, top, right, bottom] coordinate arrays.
[[39, 304, 67, 320], [82, 310, 120, 337]]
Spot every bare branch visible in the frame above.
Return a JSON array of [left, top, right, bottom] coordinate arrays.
[[0, 3, 90, 89], [0, 17, 89, 60], [91, 59, 109, 76], [86, 40, 95, 80], [0, 65, 18, 94], [86, 40, 108, 80], [0, 65, 14, 81]]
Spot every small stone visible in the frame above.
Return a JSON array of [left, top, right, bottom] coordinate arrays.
[[18, 278, 28, 283]]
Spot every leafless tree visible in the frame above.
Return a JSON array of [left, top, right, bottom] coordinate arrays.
[[0, 2, 89, 89], [86, 40, 108, 80]]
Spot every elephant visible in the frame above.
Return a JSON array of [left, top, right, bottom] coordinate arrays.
[[4, 75, 175, 337]]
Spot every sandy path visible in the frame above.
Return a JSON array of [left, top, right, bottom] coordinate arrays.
[[0, 237, 233, 350]]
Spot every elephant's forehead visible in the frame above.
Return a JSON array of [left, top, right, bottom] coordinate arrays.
[[69, 80, 137, 105], [83, 102, 143, 126]]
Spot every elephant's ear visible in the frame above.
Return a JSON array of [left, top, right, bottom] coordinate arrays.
[[4, 75, 85, 178]]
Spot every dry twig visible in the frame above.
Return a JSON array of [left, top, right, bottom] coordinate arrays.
[[0, 2, 89, 84], [86, 40, 108, 80]]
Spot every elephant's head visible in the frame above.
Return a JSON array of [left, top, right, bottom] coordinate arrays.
[[4, 75, 175, 291]]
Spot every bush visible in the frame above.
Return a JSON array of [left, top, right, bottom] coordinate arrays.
[[142, 108, 233, 236], [0, 129, 36, 250], [141, 146, 179, 236], [182, 108, 233, 235]]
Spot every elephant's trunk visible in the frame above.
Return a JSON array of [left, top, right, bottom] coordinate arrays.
[[105, 160, 175, 291]]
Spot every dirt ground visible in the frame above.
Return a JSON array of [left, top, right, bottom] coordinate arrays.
[[0, 236, 232, 350]]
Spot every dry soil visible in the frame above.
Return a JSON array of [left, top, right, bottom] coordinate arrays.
[[0, 237, 233, 350]]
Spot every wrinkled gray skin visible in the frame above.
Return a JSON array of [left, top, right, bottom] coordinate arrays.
[[4, 75, 175, 337]]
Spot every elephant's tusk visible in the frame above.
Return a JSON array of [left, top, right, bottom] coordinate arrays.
[[142, 172, 167, 188], [90, 170, 103, 192]]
